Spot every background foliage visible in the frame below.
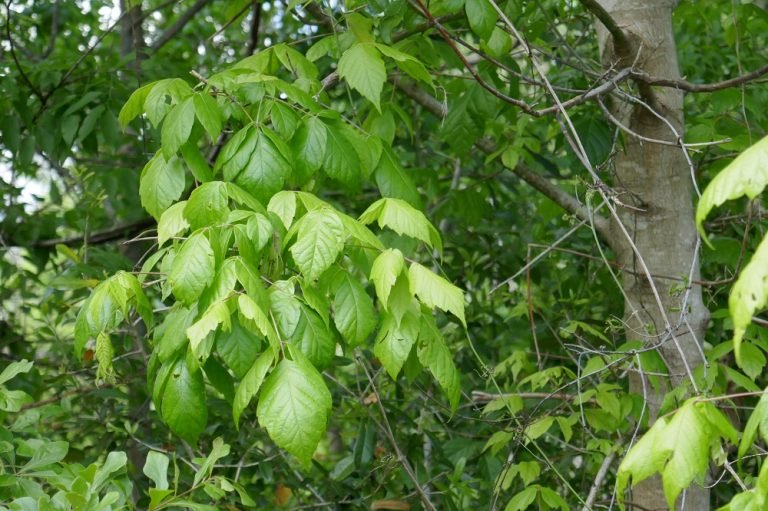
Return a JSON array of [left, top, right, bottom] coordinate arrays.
[[1, 1, 767, 509]]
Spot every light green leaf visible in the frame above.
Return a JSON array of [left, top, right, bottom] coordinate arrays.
[[359, 198, 440, 250], [409, 263, 466, 326], [186, 301, 231, 362], [161, 96, 195, 158], [291, 306, 336, 369], [338, 213, 385, 251], [465, 0, 498, 39], [739, 389, 768, 458], [0, 359, 33, 386], [143, 451, 170, 490], [118, 82, 156, 127], [730, 234, 768, 366], [332, 271, 377, 347], [375, 310, 419, 380], [524, 416, 554, 442], [140, 154, 186, 220], [184, 181, 230, 230], [256, 354, 332, 467], [616, 416, 671, 503], [291, 117, 327, 181], [374, 43, 433, 86], [233, 130, 291, 203], [338, 43, 385, 110], [193, 92, 223, 140], [290, 209, 345, 280], [193, 437, 230, 487], [697, 135, 768, 241], [216, 316, 261, 379], [370, 249, 405, 308], [161, 357, 208, 444], [168, 232, 215, 306], [505, 486, 538, 511], [238, 293, 279, 353], [418, 314, 461, 410], [267, 190, 297, 230], [158, 201, 190, 247], [233, 350, 274, 426]]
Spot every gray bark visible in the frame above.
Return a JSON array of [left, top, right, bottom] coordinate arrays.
[[595, 1, 709, 509]]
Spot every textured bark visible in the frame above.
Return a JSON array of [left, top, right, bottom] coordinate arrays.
[[595, 1, 710, 509]]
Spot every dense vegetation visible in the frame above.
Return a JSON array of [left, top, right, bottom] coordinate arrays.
[[1, 1, 768, 509]]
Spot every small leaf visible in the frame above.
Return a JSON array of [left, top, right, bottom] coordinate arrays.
[[338, 43, 386, 110], [524, 416, 554, 442], [290, 209, 344, 280], [0, 359, 33, 386], [143, 451, 170, 490], [409, 263, 466, 326], [256, 353, 332, 466], [161, 357, 208, 444], [374, 147, 420, 208], [186, 301, 231, 362], [140, 154, 186, 220], [739, 389, 768, 458], [168, 232, 215, 306]]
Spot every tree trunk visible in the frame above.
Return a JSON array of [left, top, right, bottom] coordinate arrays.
[[595, 1, 710, 509]]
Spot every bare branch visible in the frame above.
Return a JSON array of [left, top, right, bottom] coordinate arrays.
[[632, 64, 768, 93], [579, 0, 631, 56], [151, 0, 213, 51]]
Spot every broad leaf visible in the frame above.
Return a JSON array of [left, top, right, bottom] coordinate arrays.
[[140, 154, 186, 220], [184, 181, 230, 230], [168, 232, 215, 306], [233, 130, 291, 203], [233, 350, 274, 426], [730, 235, 768, 366], [359, 198, 441, 250], [370, 249, 404, 308], [268, 190, 297, 230], [291, 306, 336, 369], [374, 310, 419, 379], [338, 43, 386, 110], [409, 263, 466, 326], [158, 201, 190, 247], [216, 316, 261, 379], [161, 357, 208, 444], [161, 96, 195, 157], [418, 314, 461, 410], [193, 92, 223, 140], [290, 209, 345, 280], [332, 271, 377, 347], [256, 354, 332, 466], [323, 121, 361, 189], [465, 0, 498, 39], [291, 116, 327, 181]]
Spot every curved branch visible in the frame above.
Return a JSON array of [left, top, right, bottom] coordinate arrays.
[[632, 64, 768, 92]]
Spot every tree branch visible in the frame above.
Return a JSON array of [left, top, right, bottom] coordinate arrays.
[[151, 0, 213, 51], [632, 64, 768, 92], [394, 81, 611, 241], [579, 0, 631, 56], [25, 218, 155, 249]]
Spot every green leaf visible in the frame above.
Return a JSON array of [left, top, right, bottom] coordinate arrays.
[[267, 190, 297, 230], [359, 198, 441, 250], [409, 263, 466, 326], [161, 357, 208, 444], [193, 92, 223, 140], [193, 437, 230, 487], [232, 130, 290, 203], [168, 232, 215, 306], [162, 96, 195, 157], [418, 314, 461, 410], [374, 43, 433, 86], [504, 486, 537, 511], [740, 342, 767, 380], [238, 293, 279, 352], [256, 353, 332, 467], [291, 117, 327, 181], [158, 201, 190, 247], [370, 249, 405, 308], [181, 141, 214, 182], [233, 350, 274, 426], [739, 389, 768, 458], [216, 316, 261, 379], [20, 441, 69, 472], [465, 0, 498, 39], [332, 271, 377, 347], [184, 181, 230, 230], [140, 154, 186, 220], [186, 301, 230, 362], [697, 135, 768, 241], [0, 359, 33, 386], [291, 306, 336, 369], [616, 416, 671, 504], [290, 209, 345, 280], [143, 451, 170, 490], [524, 416, 554, 442], [323, 121, 361, 189], [730, 235, 768, 366], [338, 43, 386, 110], [375, 310, 419, 379], [373, 147, 421, 208], [118, 82, 156, 127]]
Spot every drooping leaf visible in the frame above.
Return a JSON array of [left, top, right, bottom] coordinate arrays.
[[409, 263, 466, 326], [418, 314, 461, 410], [186, 301, 231, 362], [359, 198, 441, 250], [184, 181, 230, 230], [140, 154, 186, 220], [739, 389, 768, 458], [256, 353, 332, 466], [291, 306, 336, 369], [233, 130, 291, 203], [374, 147, 421, 208], [143, 451, 170, 490], [374, 310, 419, 379], [233, 350, 274, 426], [168, 232, 216, 306], [158, 201, 190, 247], [161, 357, 208, 444], [193, 92, 223, 140], [323, 121, 361, 189], [370, 249, 405, 308], [291, 116, 327, 181], [332, 271, 377, 347], [729, 235, 768, 366], [290, 209, 345, 280], [161, 96, 195, 158], [216, 316, 262, 379], [465, 0, 498, 39], [118, 81, 156, 126], [268, 190, 297, 230], [338, 43, 386, 110]]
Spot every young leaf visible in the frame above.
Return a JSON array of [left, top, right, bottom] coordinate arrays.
[[729, 235, 768, 366], [193, 92, 223, 140], [374, 310, 419, 379], [290, 209, 345, 280], [184, 181, 230, 230], [187, 301, 231, 362], [696, 135, 768, 241], [418, 314, 461, 410], [233, 350, 274, 427], [256, 354, 332, 467], [332, 271, 377, 347], [140, 154, 186, 220], [370, 249, 405, 308], [268, 190, 297, 230], [161, 96, 195, 158], [158, 201, 190, 247], [161, 356, 208, 444], [409, 263, 466, 326], [143, 451, 170, 490], [168, 232, 215, 306], [359, 198, 439, 249], [291, 306, 336, 369], [338, 43, 386, 111], [118, 82, 156, 127]]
